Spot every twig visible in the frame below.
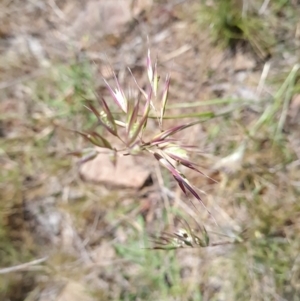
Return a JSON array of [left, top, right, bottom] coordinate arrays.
[[48, 0, 66, 21], [256, 61, 271, 98], [161, 45, 192, 62], [259, 0, 271, 15], [0, 70, 44, 90], [0, 257, 48, 274]]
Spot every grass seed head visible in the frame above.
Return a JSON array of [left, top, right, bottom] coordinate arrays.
[[76, 50, 206, 204]]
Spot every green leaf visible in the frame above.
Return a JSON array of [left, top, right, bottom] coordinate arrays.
[[160, 74, 170, 126], [75, 130, 112, 149]]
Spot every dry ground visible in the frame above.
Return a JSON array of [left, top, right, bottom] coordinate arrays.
[[1, 0, 300, 300]]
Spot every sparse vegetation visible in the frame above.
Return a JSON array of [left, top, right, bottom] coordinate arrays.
[[1, 0, 300, 301], [198, 0, 299, 60]]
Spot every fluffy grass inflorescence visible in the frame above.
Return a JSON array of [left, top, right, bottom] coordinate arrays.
[[74, 50, 206, 205]]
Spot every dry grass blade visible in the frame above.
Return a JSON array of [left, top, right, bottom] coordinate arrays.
[[0, 257, 48, 274]]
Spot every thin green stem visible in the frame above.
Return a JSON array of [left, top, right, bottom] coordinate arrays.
[[167, 98, 248, 109], [148, 111, 215, 119]]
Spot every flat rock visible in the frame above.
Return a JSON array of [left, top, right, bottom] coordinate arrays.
[[79, 153, 150, 189]]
